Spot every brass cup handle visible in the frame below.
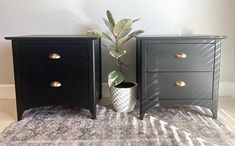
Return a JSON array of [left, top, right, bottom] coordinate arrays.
[[175, 80, 186, 87], [175, 53, 187, 59], [48, 53, 61, 60], [49, 81, 62, 88]]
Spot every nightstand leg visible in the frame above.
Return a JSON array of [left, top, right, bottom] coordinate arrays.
[[140, 113, 145, 120], [17, 107, 24, 121], [212, 113, 217, 119], [90, 108, 96, 119], [211, 107, 218, 119], [99, 93, 102, 100]]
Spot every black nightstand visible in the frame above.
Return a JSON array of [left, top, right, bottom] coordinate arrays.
[[5, 35, 101, 120]]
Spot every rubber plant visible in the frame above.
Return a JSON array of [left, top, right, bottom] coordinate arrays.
[[87, 10, 144, 87]]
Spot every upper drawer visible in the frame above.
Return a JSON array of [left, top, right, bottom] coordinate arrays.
[[19, 41, 90, 73], [146, 43, 215, 71]]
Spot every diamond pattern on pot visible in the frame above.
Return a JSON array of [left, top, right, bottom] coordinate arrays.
[[111, 86, 136, 112]]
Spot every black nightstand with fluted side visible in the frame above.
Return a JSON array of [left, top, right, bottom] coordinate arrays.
[[136, 35, 226, 120]]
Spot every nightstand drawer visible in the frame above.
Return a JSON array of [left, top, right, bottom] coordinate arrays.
[[19, 41, 89, 73], [21, 73, 89, 100], [147, 43, 214, 71], [146, 72, 213, 100]]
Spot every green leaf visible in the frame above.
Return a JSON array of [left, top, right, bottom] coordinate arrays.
[[104, 44, 116, 50], [87, 30, 103, 37], [118, 30, 144, 46], [106, 10, 115, 28], [118, 28, 132, 39], [133, 19, 140, 23], [108, 70, 124, 87], [110, 50, 126, 59], [103, 18, 113, 32], [87, 30, 113, 42], [113, 19, 132, 37], [102, 32, 113, 42]]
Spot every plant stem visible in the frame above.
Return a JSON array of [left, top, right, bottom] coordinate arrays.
[[114, 36, 125, 82]]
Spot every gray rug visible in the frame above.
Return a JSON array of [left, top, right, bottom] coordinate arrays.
[[0, 105, 235, 146]]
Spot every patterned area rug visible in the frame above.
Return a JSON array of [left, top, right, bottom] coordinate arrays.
[[0, 105, 235, 146]]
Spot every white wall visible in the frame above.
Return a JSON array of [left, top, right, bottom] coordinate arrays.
[[0, 0, 235, 87]]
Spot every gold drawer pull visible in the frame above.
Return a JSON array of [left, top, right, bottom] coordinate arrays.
[[175, 81, 186, 87], [175, 53, 187, 59], [49, 81, 62, 88], [48, 53, 61, 60]]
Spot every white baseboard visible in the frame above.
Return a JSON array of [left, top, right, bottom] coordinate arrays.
[[0, 82, 234, 99], [219, 82, 235, 98], [0, 84, 15, 99], [102, 83, 110, 98]]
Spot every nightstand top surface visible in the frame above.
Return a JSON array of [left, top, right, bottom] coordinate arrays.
[[136, 34, 227, 39], [5, 35, 99, 40]]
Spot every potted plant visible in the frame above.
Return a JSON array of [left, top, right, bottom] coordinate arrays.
[[87, 10, 144, 112]]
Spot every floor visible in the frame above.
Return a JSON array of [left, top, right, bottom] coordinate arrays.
[[218, 96, 235, 131], [0, 99, 16, 133], [0, 97, 235, 133]]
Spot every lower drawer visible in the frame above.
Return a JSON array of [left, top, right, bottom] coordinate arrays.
[[21, 73, 89, 100], [146, 72, 213, 100]]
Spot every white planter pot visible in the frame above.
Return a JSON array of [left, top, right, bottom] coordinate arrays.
[[110, 81, 137, 112]]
